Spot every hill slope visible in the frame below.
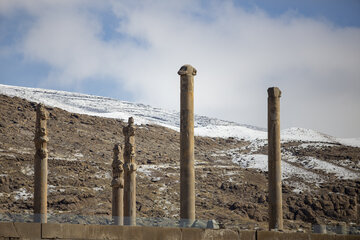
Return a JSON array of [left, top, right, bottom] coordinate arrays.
[[0, 84, 359, 231]]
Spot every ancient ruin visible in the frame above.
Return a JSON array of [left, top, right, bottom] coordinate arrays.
[[178, 64, 197, 226], [123, 117, 137, 226], [0, 70, 358, 238], [33, 103, 49, 223], [267, 87, 283, 230], [111, 144, 124, 225]]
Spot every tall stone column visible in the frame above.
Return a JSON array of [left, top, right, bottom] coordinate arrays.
[[111, 144, 124, 225], [33, 103, 48, 223], [178, 64, 197, 226], [123, 117, 137, 226], [267, 87, 283, 230]]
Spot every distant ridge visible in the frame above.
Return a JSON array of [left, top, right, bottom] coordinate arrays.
[[0, 83, 359, 147]]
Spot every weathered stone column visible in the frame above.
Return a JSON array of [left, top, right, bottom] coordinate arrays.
[[178, 64, 197, 226], [33, 103, 48, 223], [111, 144, 124, 225], [123, 117, 137, 226], [313, 224, 327, 234], [267, 87, 283, 230], [336, 223, 347, 235]]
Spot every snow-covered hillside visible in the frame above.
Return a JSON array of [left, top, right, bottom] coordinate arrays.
[[0, 84, 359, 147], [0, 84, 359, 190]]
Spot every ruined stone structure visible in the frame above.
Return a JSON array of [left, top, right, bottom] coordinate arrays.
[[178, 64, 197, 226], [111, 144, 124, 225], [33, 103, 49, 223], [123, 117, 137, 226], [314, 224, 327, 234], [267, 87, 283, 230]]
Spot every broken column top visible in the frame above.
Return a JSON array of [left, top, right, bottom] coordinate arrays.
[[112, 143, 124, 188], [178, 64, 197, 76], [128, 117, 134, 126], [36, 103, 48, 120], [113, 144, 123, 163], [267, 87, 282, 98]]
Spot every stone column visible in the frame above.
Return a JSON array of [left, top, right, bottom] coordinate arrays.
[[313, 224, 327, 234], [111, 144, 124, 225], [336, 223, 347, 235], [178, 64, 197, 226], [33, 103, 48, 223], [123, 117, 137, 226], [267, 87, 283, 230]]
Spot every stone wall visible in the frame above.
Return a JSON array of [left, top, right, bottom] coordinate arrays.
[[1, 222, 359, 240]]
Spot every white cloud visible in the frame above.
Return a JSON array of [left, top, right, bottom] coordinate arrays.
[[1, 0, 360, 137]]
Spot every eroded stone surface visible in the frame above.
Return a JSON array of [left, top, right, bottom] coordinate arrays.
[[33, 103, 48, 223], [112, 144, 124, 225], [123, 117, 137, 226]]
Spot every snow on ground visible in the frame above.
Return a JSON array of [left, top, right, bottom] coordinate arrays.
[[229, 145, 359, 191], [286, 156, 359, 180], [14, 188, 32, 201], [2, 84, 358, 147], [231, 153, 325, 183], [20, 165, 34, 176], [137, 164, 178, 178], [337, 138, 360, 148]]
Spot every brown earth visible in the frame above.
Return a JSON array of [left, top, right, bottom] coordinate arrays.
[[0, 94, 359, 232]]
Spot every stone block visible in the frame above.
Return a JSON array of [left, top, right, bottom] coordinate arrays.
[[181, 228, 204, 240], [42, 223, 87, 239], [14, 223, 41, 239], [238, 230, 256, 240], [0, 223, 16, 237], [257, 231, 310, 240], [0, 223, 40, 239], [310, 234, 360, 240], [204, 229, 240, 240]]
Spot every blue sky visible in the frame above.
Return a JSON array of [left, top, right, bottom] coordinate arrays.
[[0, 0, 359, 137]]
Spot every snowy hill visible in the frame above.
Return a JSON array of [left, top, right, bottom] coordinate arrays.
[[0, 83, 358, 147], [0, 84, 359, 227]]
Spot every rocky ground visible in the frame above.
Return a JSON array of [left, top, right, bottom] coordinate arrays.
[[0, 94, 359, 232]]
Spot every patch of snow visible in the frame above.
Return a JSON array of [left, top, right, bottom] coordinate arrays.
[[281, 128, 337, 143], [94, 172, 111, 179], [137, 164, 178, 178], [21, 165, 34, 176], [151, 177, 161, 182], [297, 143, 338, 149], [232, 154, 268, 172], [337, 138, 360, 148], [336, 159, 360, 171], [195, 125, 266, 141], [14, 188, 32, 201], [286, 156, 359, 180], [74, 153, 84, 158], [48, 184, 57, 193], [0, 153, 16, 159], [158, 184, 166, 192], [230, 153, 325, 191], [93, 186, 104, 191], [51, 156, 78, 161]]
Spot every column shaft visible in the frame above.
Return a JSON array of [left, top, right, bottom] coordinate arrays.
[[123, 117, 137, 226], [268, 87, 283, 230], [112, 144, 124, 225], [34, 104, 48, 223], [178, 65, 197, 225]]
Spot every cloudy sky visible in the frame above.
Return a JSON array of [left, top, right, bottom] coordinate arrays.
[[0, 0, 359, 138]]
